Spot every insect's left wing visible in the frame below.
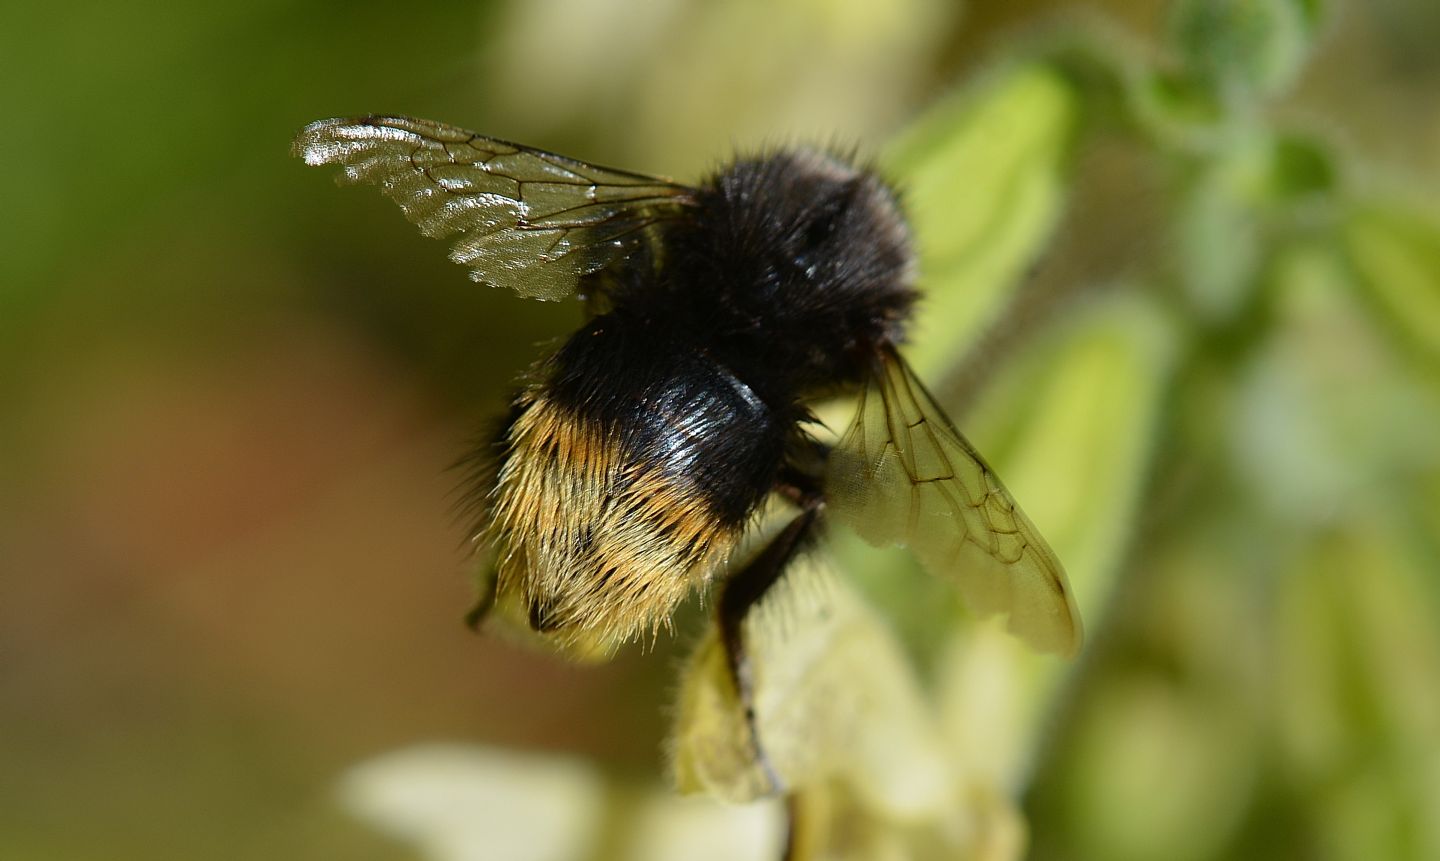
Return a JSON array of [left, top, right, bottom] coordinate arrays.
[[293, 116, 699, 300], [825, 346, 1083, 657]]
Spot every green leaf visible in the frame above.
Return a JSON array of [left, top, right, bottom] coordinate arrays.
[[1276, 520, 1440, 860], [1234, 241, 1438, 523], [1174, 156, 1265, 320], [967, 296, 1175, 623], [1169, 0, 1326, 103], [1268, 132, 1338, 200], [936, 296, 1176, 785], [1175, 131, 1339, 321], [1343, 199, 1440, 365], [884, 64, 1079, 380]]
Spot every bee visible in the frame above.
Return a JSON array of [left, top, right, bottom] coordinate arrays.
[[294, 115, 1082, 786]]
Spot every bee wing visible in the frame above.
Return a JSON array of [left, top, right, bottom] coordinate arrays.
[[825, 346, 1083, 657], [293, 116, 699, 300]]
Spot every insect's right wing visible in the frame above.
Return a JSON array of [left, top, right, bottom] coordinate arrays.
[[293, 116, 700, 300], [824, 346, 1083, 657]]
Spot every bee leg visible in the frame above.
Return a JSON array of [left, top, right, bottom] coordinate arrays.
[[462, 562, 498, 631], [775, 471, 824, 509], [717, 501, 822, 796], [457, 401, 524, 632], [777, 436, 830, 500]]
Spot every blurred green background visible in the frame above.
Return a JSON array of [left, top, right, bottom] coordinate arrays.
[[4, 1, 1439, 859]]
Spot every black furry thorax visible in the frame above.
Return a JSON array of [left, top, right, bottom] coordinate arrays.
[[604, 148, 918, 405]]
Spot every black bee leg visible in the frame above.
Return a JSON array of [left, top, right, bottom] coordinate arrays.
[[456, 402, 524, 633], [463, 562, 498, 631], [776, 437, 830, 508], [774, 471, 824, 510], [717, 501, 822, 796]]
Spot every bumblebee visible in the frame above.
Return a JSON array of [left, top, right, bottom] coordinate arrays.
[[294, 116, 1082, 781]]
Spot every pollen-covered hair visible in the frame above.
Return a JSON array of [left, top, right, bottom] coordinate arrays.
[[487, 389, 743, 650]]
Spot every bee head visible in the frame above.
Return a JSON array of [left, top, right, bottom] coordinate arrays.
[[684, 149, 918, 391]]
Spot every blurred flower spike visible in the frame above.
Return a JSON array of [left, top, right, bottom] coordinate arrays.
[[340, 743, 787, 861]]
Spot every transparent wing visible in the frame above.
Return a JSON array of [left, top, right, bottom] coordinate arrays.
[[825, 346, 1083, 657], [293, 115, 698, 300]]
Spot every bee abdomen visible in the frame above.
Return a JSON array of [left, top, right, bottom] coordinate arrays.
[[487, 314, 790, 648]]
